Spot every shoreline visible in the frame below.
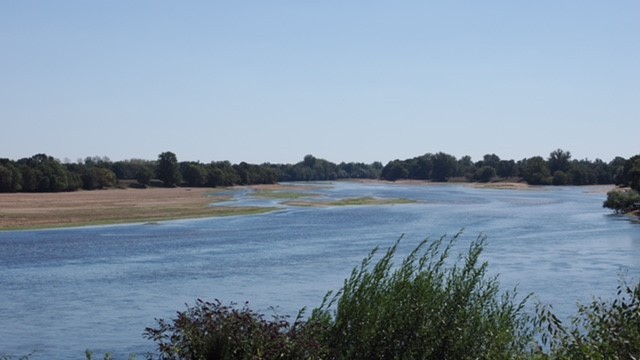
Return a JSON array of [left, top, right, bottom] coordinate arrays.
[[0, 181, 618, 231], [0, 187, 275, 231]]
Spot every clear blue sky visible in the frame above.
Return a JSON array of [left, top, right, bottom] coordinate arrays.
[[1, 1, 638, 165]]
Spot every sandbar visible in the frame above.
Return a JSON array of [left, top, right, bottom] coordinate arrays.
[[0, 187, 273, 231]]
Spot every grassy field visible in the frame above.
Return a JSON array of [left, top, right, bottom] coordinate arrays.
[[0, 187, 275, 231]]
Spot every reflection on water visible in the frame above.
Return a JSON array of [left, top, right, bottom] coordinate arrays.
[[0, 182, 638, 359]]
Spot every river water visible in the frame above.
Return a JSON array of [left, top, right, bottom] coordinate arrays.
[[1, 182, 638, 358]]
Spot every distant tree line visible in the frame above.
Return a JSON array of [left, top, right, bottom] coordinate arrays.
[[0, 149, 638, 194], [0, 152, 382, 192], [379, 149, 628, 186]]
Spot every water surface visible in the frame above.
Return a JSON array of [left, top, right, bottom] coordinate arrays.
[[1, 182, 638, 358]]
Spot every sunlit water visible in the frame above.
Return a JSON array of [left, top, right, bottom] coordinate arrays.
[[1, 182, 638, 359]]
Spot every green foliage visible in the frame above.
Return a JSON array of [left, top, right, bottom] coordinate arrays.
[[548, 149, 571, 174], [536, 280, 640, 359], [0, 161, 22, 192], [157, 151, 181, 187], [623, 155, 640, 191], [80, 167, 117, 190], [552, 170, 569, 186], [16, 154, 79, 192], [0, 150, 631, 192], [431, 152, 458, 182], [481, 153, 501, 169], [311, 232, 534, 359], [603, 189, 640, 213], [135, 166, 154, 186], [380, 160, 409, 181], [522, 156, 551, 185], [181, 163, 208, 187], [497, 159, 518, 178], [473, 165, 497, 183]]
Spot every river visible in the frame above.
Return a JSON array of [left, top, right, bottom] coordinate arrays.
[[0, 182, 638, 359]]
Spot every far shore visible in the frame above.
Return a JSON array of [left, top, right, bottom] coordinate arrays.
[[0, 187, 274, 231]]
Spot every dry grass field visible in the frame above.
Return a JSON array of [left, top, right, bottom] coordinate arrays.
[[0, 187, 272, 230]]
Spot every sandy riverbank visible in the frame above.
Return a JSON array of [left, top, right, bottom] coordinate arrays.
[[0, 187, 273, 231]]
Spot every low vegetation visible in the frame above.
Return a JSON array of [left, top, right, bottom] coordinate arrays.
[[251, 190, 319, 199], [603, 154, 640, 215], [284, 197, 416, 207], [142, 232, 640, 359]]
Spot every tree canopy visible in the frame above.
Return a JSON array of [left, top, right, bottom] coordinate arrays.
[[0, 149, 635, 193]]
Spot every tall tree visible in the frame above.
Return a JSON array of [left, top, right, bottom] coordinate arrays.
[[548, 149, 571, 174], [157, 151, 181, 187], [431, 152, 457, 182], [522, 156, 551, 185]]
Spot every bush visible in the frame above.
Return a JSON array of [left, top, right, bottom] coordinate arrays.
[[144, 299, 330, 360], [309, 232, 534, 359], [537, 280, 640, 359], [603, 189, 640, 213]]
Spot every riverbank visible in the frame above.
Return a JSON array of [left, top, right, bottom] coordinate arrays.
[[0, 181, 618, 231], [0, 187, 274, 231]]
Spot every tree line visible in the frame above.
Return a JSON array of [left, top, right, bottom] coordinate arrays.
[[0, 152, 382, 192], [0, 149, 638, 194], [380, 149, 627, 185]]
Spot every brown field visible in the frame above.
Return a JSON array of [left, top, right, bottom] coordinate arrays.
[[0, 187, 273, 231]]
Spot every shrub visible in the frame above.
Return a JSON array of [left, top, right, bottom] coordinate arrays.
[[309, 232, 535, 359], [603, 189, 640, 214], [143, 299, 330, 360], [537, 280, 640, 359]]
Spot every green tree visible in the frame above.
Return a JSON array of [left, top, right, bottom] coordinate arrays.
[[135, 166, 153, 185], [156, 151, 181, 187], [431, 152, 457, 182], [548, 149, 571, 174], [522, 156, 551, 185], [456, 155, 475, 179], [17, 153, 78, 192], [569, 161, 597, 185], [473, 166, 496, 183], [610, 156, 628, 185], [623, 155, 640, 191], [497, 159, 518, 178], [481, 153, 501, 169], [181, 163, 207, 187], [552, 170, 569, 185], [381, 160, 409, 181], [0, 161, 22, 192], [303, 154, 316, 168]]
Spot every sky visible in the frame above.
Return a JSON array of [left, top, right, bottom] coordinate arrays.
[[1, 1, 638, 165]]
